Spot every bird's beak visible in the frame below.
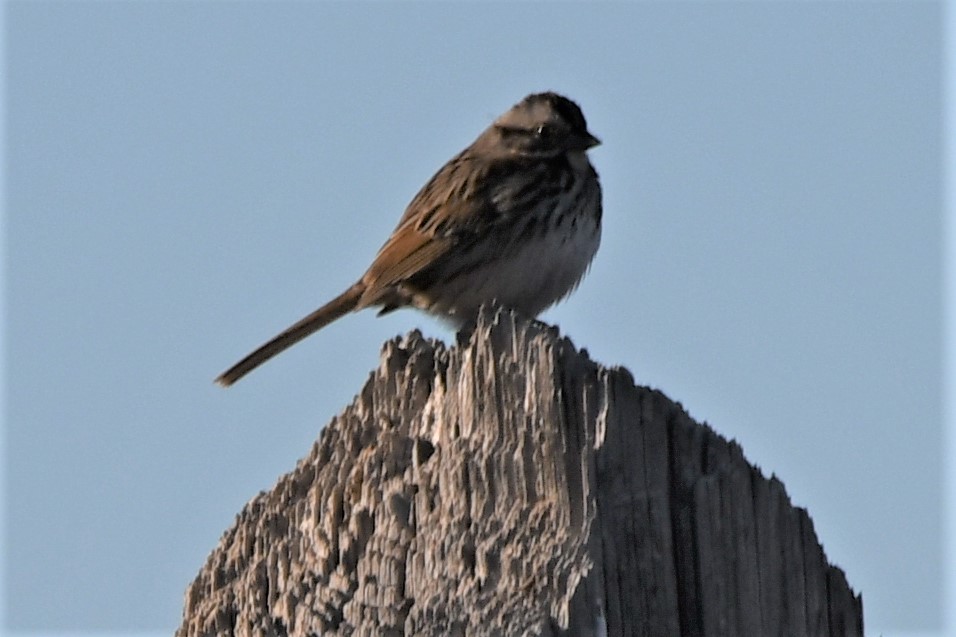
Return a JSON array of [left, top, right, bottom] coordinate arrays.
[[582, 132, 601, 149]]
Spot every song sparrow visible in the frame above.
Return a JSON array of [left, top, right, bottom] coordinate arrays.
[[217, 92, 602, 386]]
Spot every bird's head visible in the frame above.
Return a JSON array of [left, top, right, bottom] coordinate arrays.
[[481, 92, 601, 159]]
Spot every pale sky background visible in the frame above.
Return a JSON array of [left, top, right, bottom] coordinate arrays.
[[2, 2, 950, 636]]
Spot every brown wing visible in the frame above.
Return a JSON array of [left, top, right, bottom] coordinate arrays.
[[357, 151, 498, 307], [359, 225, 453, 299]]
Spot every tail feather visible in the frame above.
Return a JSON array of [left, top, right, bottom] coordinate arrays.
[[216, 284, 364, 386]]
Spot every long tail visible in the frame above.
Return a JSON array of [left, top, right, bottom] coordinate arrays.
[[216, 284, 364, 386]]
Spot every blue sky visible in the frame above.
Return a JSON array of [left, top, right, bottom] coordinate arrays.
[[3, 2, 949, 635]]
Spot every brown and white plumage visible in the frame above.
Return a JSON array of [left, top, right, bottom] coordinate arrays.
[[216, 92, 602, 386]]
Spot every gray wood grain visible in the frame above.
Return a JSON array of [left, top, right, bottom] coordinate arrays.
[[178, 308, 862, 636]]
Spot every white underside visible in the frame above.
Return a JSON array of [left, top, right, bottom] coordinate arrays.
[[418, 215, 601, 323]]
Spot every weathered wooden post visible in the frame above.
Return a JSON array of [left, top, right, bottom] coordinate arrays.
[[178, 309, 862, 636]]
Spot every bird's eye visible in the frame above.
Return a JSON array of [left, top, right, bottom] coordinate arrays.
[[535, 125, 551, 138]]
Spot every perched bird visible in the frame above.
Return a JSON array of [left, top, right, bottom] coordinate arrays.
[[217, 92, 602, 386]]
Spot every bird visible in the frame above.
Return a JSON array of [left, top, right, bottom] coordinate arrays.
[[216, 91, 602, 386]]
